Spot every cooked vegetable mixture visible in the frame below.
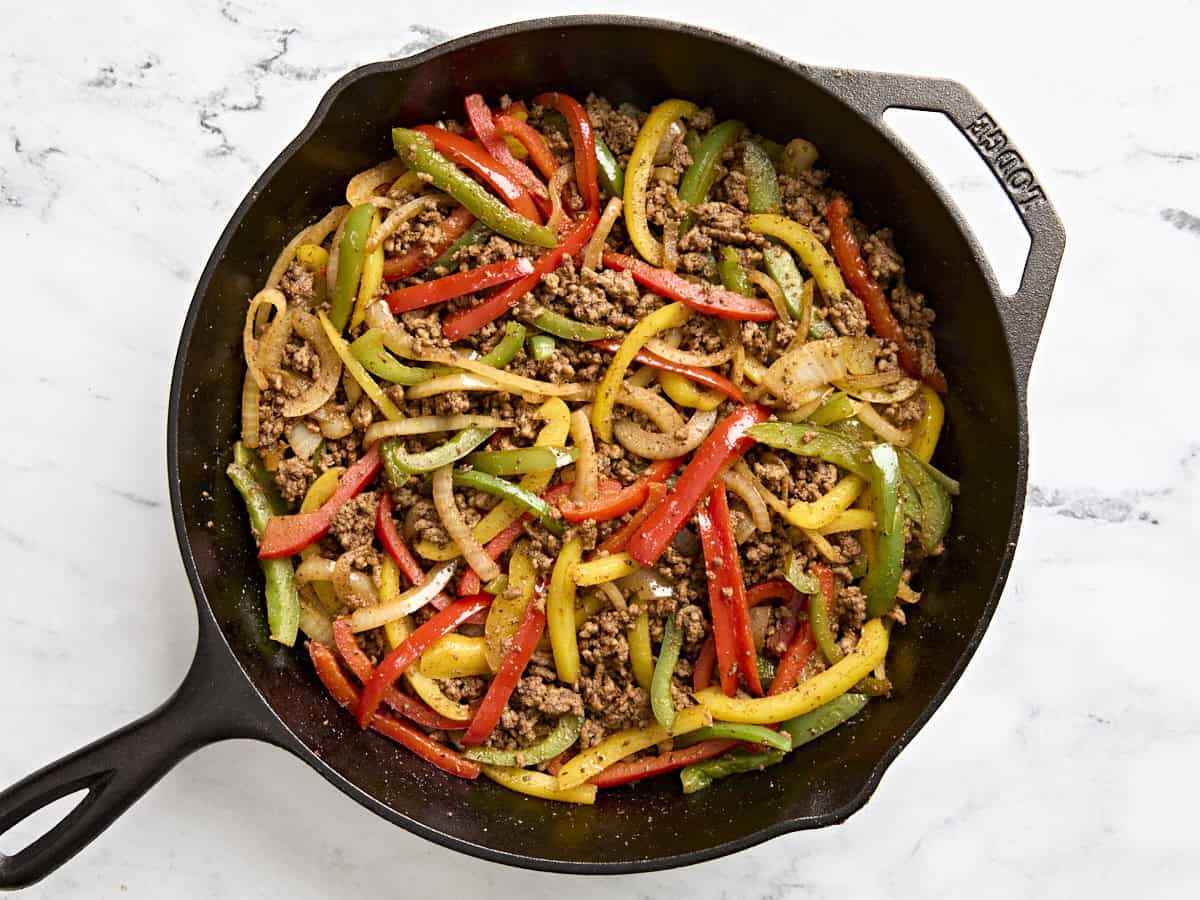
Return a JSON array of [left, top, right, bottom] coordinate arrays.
[[228, 91, 958, 803]]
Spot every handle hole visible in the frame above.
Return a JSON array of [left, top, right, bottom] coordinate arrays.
[[0, 788, 91, 857], [882, 108, 1030, 294]]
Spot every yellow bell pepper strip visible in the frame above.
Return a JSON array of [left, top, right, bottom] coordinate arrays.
[[658, 370, 725, 411], [525, 307, 616, 342], [316, 311, 404, 421], [762, 245, 807, 321], [743, 140, 781, 215], [418, 633, 490, 678], [381, 428, 494, 482], [452, 469, 564, 537], [350, 209, 384, 329], [675, 722, 792, 753], [678, 119, 744, 207], [480, 765, 596, 805], [744, 213, 847, 305], [330, 203, 375, 331], [547, 536, 584, 684], [717, 246, 755, 297], [650, 613, 684, 730], [570, 552, 641, 586], [349, 328, 432, 385], [429, 219, 491, 273], [527, 333, 557, 361], [624, 98, 699, 265], [299, 466, 343, 612], [819, 507, 876, 534], [909, 385, 944, 463], [295, 242, 329, 272], [465, 446, 576, 477], [741, 354, 769, 385], [594, 134, 624, 198], [695, 618, 889, 724], [862, 445, 904, 618], [466, 714, 582, 768], [556, 704, 712, 790], [592, 301, 691, 441], [628, 610, 654, 692], [226, 460, 300, 646], [484, 546, 536, 671], [391, 128, 557, 248]]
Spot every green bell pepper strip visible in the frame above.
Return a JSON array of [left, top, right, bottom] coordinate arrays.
[[464, 445, 577, 477], [226, 461, 300, 646], [743, 141, 781, 215], [810, 583, 843, 666], [747, 422, 874, 479], [381, 428, 494, 481], [232, 441, 281, 502], [683, 128, 702, 158], [525, 308, 616, 342], [463, 713, 582, 766], [429, 219, 491, 272], [349, 329, 433, 385], [680, 748, 786, 794], [762, 245, 806, 320], [476, 321, 526, 369], [778, 692, 869, 747], [847, 556, 869, 580], [808, 391, 858, 426], [451, 469, 564, 536], [330, 203, 375, 331], [897, 448, 953, 555], [650, 614, 684, 731], [854, 675, 892, 697], [784, 553, 820, 595], [676, 722, 792, 752], [908, 452, 960, 496], [754, 136, 784, 165], [594, 135, 625, 198], [528, 334, 557, 361], [392, 129, 557, 248], [717, 246, 755, 298], [863, 444, 904, 618], [678, 119, 744, 208]]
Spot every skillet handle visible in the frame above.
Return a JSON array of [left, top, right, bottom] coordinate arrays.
[[0, 641, 284, 890], [807, 68, 1066, 388]]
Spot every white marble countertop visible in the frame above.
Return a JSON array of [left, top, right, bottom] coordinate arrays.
[[2, 0, 1197, 896]]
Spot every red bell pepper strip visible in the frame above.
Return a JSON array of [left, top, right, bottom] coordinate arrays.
[[495, 114, 558, 180], [589, 739, 738, 788], [461, 593, 547, 746], [746, 579, 806, 656], [767, 566, 831, 695], [377, 490, 455, 611], [331, 618, 467, 730], [595, 481, 668, 556], [382, 206, 475, 281], [559, 459, 680, 523], [692, 636, 717, 691], [602, 252, 777, 322], [591, 339, 746, 403], [385, 256, 535, 313], [827, 197, 946, 391], [696, 495, 741, 697], [626, 404, 769, 566], [443, 207, 599, 340], [413, 125, 542, 224], [531, 92, 599, 211], [308, 641, 479, 778], [706, 484, 763, 696], [746, 579, 800, 608], [259, 443, 381, 558], [465, 94, 549, 204], [356, 594, 492, 726]]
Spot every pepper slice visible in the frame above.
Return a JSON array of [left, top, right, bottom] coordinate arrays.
[[528, 308, 616, 342], [464, 714, 582, 767], [349, 329, 432, 385], [826, 197, 946, 391], [462, 593, 547, 745], [547, 537, 584, 684], [624, 98, 698, 265], [593, 134, 625, 198], [809, 563, 843, 665], [594, 480, 667, 556], [392, 128, 555, 247], [862, 444, 904, 617], [717, 246, 755, 297], [675, 722, 792, 752], [412, 125, 543, 223], [626, 404, 769, 567], [376, 490, 455, 612], [650, 613, 684, 730], [385, 256, 535, 313], [602, 252, 777, 321], [380, 428, 494, 480], [428, 219, 491, 273], [442, 207, 598, 340], [532, 92, 599, 210], [678, 119, 744, 208], [559, 457, 681, 523], [258, 443, 382, 558], [592, 338, 746, 403], [451, 469, 565, 536], [356, 594, 492, 726], [382, 206, 476, 280], [307, 641, 479, 778], [762, 245, 806, 320], [495, 114, 559, 180], [464, 446, 576, 477], [329, 203, 375, 331], [464, 93, 549, 205], [742, 140, 781, 215], [770, 620, 816, 696], [588, 739, 737, 789], [692, 637, 717, 692]]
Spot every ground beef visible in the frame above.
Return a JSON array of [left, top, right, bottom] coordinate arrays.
[[530, 258, 658, 330], [514, 667, 585, 714], [279, 261, 317, 307], [718, 170, 750, 210], [441, 676, 487, 703], [453, 234, 522, 271], [882, 393, 926, 428], [396, 307, 450, 353], [384, 205, 448, 259], [693, 201, 763, 246], [888, 282, 940, 382], [274, 456, 315, 505], [778, 169, 834, 230], [329, 491, 378, 550], [863, 228, 904, 286], [406, 497, 448, 546], [836, 584, 868, 635], [585, 94, 641, 159], [429, 390, 471, 417], [825, 288, 869, 336], [576, 610, 650, 745], [676, 604, 708, 646], [740, 525, 793, 586], [282, 336, 318, 377]]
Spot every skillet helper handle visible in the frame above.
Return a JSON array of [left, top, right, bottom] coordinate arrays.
[[0, 645, 283, 890], [808, 69, 1066, 388]]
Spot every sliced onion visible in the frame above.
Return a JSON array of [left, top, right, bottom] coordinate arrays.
[[731, 508, 757, 545], [594, 581, 628, 612], [311, 404, 353, 439], [748, 269, 790, 322], [721, 468, 771, 532], [266, 205, 349, 291], [614, 382, 684, 433], [367, 195, 447, 253], [763, 336, 887, 409], [282, 310, 342, 418], [546, 164, 570, 235], [613, 408, 718, 460], [654, 119, 686, 164], [255, 304, 292, 381], [432, 464, 499, 582], [326, 213, 348, 300], [331, 550, 380, 609], [296, 557, 336, 585], [778, 393, 829, 423], [583, 196, 622, 272], [855, 402, 912, 446], [241, 371, 261, 449], [569, 409, 598, 503], [349, 560, 458, 633], [364, 415, 512, 447], [242, 289, 288, 390], [835, 375, 920, 404], [287, 421, 322, 460], [404, 372, 506, 400], [643, 332, 735, 367], [346, 158, 407, 206], [617, 567, 675, 603], [342, 368, 363, 408], [749, 606, 771, 651], [297, 587, 334, 645]]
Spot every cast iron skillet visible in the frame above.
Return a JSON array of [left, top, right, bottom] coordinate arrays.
[[0, 15, 1064, 888]]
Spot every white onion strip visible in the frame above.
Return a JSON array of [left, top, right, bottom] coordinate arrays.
[[281, 310, 342, 418], [287, 421, 322, 460], [644, 332, 734, 367], [331, 550, 380, 608], [721, 468, 771, 532], [855, 402, 912, 446], [349, 560, 458, 633], [583, 196, 622, 272], [614, 382, 684, 433], [367, 195, 448, 253], [546, 164, 570, 235], [266, 205, 349, 291], [569, 409, 598, 503], [242, 289, 288, 390], [240, 371, 261, 449], [364, 415, 512, 447], [346, 158, 407, 206], [432, 465, 499, 582], [613, 408, 718, 460]]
